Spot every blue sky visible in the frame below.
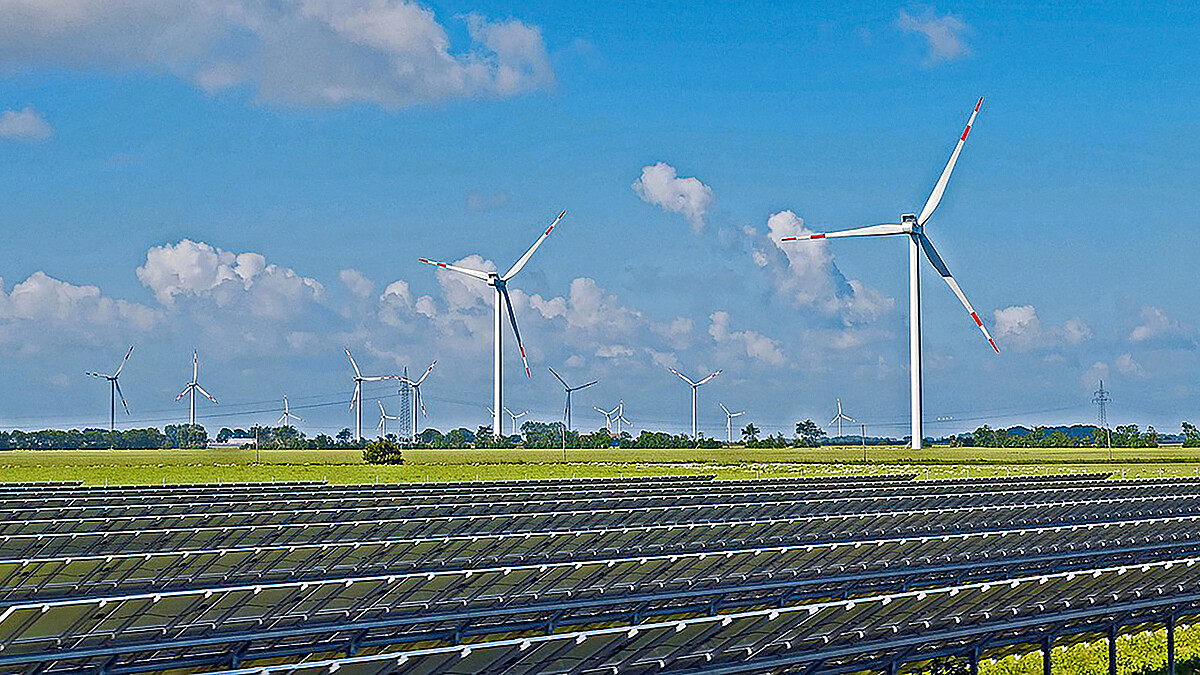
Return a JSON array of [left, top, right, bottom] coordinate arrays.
[[0, 1, 1197, 438]]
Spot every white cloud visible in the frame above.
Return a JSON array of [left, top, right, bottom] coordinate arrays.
[[595, 344, 633, 359], [708, 311, 786, 366], [761, 210, 893, 324], [896, 8, 969, 63], [632, 162, 714, 231], [1115, 352, 1145, 377], [339, 269, 374, 298], [1082, 361, 1110, 389], [136, 239, 324, 318], [1129, 305, 1195, 348], [0, 1, 554, 109], [992, 304, 1091, 351], [0, 106, 52, 141], [0, 271, 157, 328]]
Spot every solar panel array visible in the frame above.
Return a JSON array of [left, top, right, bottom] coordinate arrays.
[[1, 471, 1195, 674]]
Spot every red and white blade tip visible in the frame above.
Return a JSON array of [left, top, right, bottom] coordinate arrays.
[[780, 233, 825, 242]]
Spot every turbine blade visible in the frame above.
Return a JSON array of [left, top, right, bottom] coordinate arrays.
[[720, 402, 731, 415], [918, 96, 983, 226], [194, 383, 218, 403], [175, 384, 192, 401], [695, 370, 723, 386], [417, 388, 427, 418], [277, 413, 288, 426], [500, 286, 531, 377], [114, 380, 130, 415], [379, 401, 386, 415], [502, 210, 566, 281], [414, 361, 436, 386], [350, 382, 360, 408], [85, 371, 107, 379], [192, 350, 198, 381], [572, 380, 599, 391], [418, 258, 492, 282], [918, 233, 1000, 353], [344, 347, 361, 377], [668, 368, 698, 386], [113, 345, 134, 378], [547, 366, 569, 388], [293, 413, 304, 422], [780, 223, 905, 242]]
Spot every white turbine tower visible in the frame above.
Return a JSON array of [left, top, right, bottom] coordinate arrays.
[[616, 401, 632, 436], [345, 347, 398, 441], [547, 366, 597, 431], [277, 395, 303, 427], [780, 97, 998, 450], [828, 398, 856, 439], [503, 407, 528, 436], [719, 402, 745, 443], [668, 367, 723, 440], [401, 361, 436, 442], [420, 210, 566, 438], [175, 350, 217, 426], [377, 401, 402, 438], [86, 346, 134, 431]]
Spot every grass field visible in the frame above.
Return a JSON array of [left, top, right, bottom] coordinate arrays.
[[1, 445, 1197, 485]]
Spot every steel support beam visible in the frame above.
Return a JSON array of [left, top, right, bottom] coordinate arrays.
[[1108, 626, 1117, 675], [1042, 636, 1052, 675], [1168, 614, 1176, 675]]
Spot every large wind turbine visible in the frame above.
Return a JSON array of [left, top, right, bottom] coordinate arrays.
[[781, 97, 998, 450], [175, 350, 218, 426], [719, 402, 745, 443], [828, 398, 856, 439], [420, 210, 566, 436], [345, 347, 398, 441], [401, 361, 436, 442], [86, 346, 134, 431], [668, 367, 722, 440], [277, 395, 303, 427], [548, 366, 597, 431]]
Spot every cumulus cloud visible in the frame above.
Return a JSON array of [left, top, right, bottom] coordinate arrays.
[[0, 1, 554, 109], [339, 269, 374, 298], [1129, 305, 1195, 348], [0, 271, 156, 328], [760, 210, 893, 325], [0, 106, 52, 141], [136, 239, 324, 318], [708, 311, 786, 366], [632, 162, 714, 231], [1115, 352, 1145, 377], [896, 8, 969, 63], [992, 304, 1091, 351]]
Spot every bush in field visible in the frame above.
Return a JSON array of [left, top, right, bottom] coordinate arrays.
[[362, 439, 403, 465]]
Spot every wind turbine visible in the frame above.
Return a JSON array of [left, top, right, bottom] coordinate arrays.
[[616, 402, 632, 436], [719, 402, 745, 443], [503, 407, 528, 436], [345, 347, 398, 441], [420, 210, 566, 437], [594, 403, 619, 433], [377, 401, 402, 438], [547, 366, 597, 431], [401, 361, 436, 442], [175, 350, 217, 426], [828, 398, 856, 439], [86, 346, 134, 431], [277, 395, 303, 427], [780, 97, 998, 450], [668, 367, 722, 440]]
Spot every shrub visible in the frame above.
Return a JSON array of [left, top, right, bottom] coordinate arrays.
[[362, 439, 404, 465]]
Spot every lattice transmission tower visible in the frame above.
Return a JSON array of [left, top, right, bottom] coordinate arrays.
[[1092, 379, 1112, 451], [398, 366, 413, 443]]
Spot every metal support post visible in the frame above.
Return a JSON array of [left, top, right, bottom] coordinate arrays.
[[1042, 636, 1052, 675], [1108, 626, 1117, 675], [1168, 614, 1176, 675]]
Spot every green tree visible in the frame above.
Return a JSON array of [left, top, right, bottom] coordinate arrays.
[[1183, 421, 1200, 447], [362, 439, 403, 464], [741, 423, 760, 442], [794, 419, 826, 447]]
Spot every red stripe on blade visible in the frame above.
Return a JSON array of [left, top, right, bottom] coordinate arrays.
[[971, 312, 983, 326], [989, 339, 1000, 353], [811, 233, 826, 239], [961, 124, 972, 141]]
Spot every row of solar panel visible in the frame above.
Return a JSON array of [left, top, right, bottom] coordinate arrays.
[[0, 473, 1129, 523], [2, 517, 1194, 673]]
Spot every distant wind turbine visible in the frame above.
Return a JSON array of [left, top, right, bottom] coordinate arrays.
[[401, 361, 436, 442], [345, 347, 398, 441], [548, 366, 597, 431], [594, 403, 619, 433], [420, 210, 566, 438], [377, 401, 402, 438], [503, 407, 528, 436], [780, 97, 998, 449], [668, 367, 722, 440], [277, 395, 303, 427], [719, 402, 745, 443], [175, 350, 217, 426], [86, 346, 134, 431], [828, 398, 856, 439]]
